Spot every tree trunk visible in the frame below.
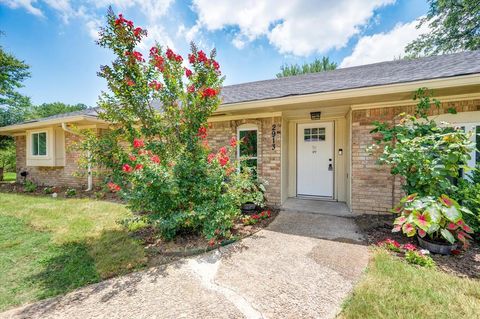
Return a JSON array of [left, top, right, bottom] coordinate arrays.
[[0, 167, 4, 181]]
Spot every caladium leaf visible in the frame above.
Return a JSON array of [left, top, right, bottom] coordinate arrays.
[[413, 211, 431, 231], [393, 216, 407, 225], [443, 205, 461, 223], [439, 194, 458, 208], [427, 205, 442, 223], [418, 229, 426, 237], [457, 220, 474, 234], [440, 229, 455, 244], [392, 225, 402, 233], [427, 223, 440, 234], [447, 222, 458, 230], [402, 223, 416, 237], [405, 193, 418, 203], [392, 205, 403, 214]]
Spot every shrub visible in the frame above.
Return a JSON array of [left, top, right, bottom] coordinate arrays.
[[24, 180, 37, 193], [65, 188, 77, 197], [82, 11, 263, 241], [456, 167, 480, 234], [392, 194, 474, 247], [43, 186, 54, 195], [369, 88, 474, 197]]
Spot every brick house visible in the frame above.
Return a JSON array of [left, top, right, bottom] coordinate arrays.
[[1, 51, 479, 214]]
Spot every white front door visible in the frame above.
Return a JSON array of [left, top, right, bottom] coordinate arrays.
[[297, 122, 334, 197]]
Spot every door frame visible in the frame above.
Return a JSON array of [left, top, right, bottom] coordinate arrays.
[[295, 121, 335, 199]]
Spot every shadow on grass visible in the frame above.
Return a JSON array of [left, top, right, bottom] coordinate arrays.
[[14, 229, 183, 318], [30, 242, 100, 300]]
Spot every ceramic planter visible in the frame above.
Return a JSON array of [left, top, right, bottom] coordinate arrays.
[[417, 236, 457, 255]]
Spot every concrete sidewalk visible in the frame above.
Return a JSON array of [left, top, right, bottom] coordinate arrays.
[[1, 212, 369, 319]]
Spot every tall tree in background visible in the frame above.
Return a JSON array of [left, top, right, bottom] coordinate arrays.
[[406, 0, 480, 57], [276, 56, 337, 78], [28, 102, 88, 119], [0, 39, 31, 180], [0, 40, 31, 130]]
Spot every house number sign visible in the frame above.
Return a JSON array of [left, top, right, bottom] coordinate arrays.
[[271, 124, 277, 150]]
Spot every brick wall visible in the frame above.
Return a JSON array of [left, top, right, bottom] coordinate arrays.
[[15, 132, 95, 188], [207, 117, 282, 206], [351, 99, 480, 214]]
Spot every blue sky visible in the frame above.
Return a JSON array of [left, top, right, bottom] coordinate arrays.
[[0, 0, 429, 107]]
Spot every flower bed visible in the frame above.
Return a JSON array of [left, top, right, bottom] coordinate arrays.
[[356, 214, 480, 279], [132, 208, 279, 265]]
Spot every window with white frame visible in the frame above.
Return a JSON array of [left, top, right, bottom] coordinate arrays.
[[31, 132, 47, 156], [237, 126, 258, 173]]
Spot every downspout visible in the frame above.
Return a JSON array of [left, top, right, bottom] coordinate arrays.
[[61, 123, 93, 191]]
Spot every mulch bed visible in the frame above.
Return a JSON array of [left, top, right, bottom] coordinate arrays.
[[135, 208, 279, 266], [355, 214, 480, 279], [0, 182, 122, 202]]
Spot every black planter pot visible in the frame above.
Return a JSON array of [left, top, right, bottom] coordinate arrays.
[[417, 236, 457, 255], [241, 203, 257, 214]]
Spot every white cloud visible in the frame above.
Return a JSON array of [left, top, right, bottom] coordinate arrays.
[[191, 0, 396, 56], [0, 0, 44, 17], [91, 0, 174, 23], [139, 24, 175, 51], [340, 19, 429, 67]]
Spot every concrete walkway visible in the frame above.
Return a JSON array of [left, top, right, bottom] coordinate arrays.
[[1, 212, 369, 319]]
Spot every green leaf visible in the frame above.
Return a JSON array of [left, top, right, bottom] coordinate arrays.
[[440, 229, 455, 244], [443, 205, 461, 223]]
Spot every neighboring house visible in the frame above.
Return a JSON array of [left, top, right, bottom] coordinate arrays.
[[1, 51, 479, 213]]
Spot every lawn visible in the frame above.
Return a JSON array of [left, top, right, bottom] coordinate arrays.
[[2, 172, 15, 182], [0, 193, 146, 311], [340, 250, 480, 319]]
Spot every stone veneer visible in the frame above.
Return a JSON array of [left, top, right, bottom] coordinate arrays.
[[15, 131, 93, 188], [351, 99, 480, 214], [207, 117, 282, 206]]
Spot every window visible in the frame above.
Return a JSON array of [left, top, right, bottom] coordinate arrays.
[[238, 127, 258, 173], [304, 127, 325, 142], [32, 132, 47, 156]]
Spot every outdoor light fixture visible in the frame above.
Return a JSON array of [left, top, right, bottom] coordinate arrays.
[[310, 111, 321, 120]]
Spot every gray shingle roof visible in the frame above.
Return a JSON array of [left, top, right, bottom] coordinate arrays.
[[220, 50, 480, 105], [6, 51, 480, 127], [19, 107, 100, 124]]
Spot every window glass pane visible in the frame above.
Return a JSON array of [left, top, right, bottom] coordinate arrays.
[[239, 130, 257, 157], [318, 128, 326, 141], [38, 132, 47, 155], [32, 133, 39, 155]]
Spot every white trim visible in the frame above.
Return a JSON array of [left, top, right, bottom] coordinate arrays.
[[351, 92, 480, 110]]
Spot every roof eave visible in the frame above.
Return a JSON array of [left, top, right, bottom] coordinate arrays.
[[0, 115, 106, 135]]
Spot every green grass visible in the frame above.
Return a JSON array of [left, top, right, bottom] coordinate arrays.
[[0, 194, 146, 311], [2, 172, 15, 182], [340, 250, 480, 319]]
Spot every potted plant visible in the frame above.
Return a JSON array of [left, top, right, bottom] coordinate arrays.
[[392, 193, 474, 254], [239, 169, 267, 214]]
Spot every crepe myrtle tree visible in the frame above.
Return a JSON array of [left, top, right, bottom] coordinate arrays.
[[85, 10, 263, 242]]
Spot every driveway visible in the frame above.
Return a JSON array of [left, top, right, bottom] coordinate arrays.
[[1, 211, 369, 319]]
